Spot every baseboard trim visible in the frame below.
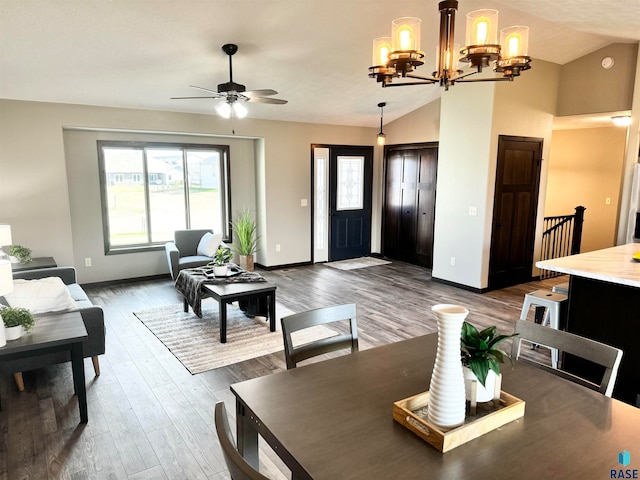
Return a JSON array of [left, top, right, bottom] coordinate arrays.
[[81, 273, 169, 289], [431, 276, 487, 294], [255, 261, 312, 271]]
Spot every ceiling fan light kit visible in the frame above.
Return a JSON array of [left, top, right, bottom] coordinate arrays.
[[369, 0, 531, 90], [172, 43, 287, 119]]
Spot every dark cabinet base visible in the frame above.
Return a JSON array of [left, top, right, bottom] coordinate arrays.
[[564, 276, 639, 406]]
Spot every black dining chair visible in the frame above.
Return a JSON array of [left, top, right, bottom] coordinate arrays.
[[214, 401, 271, 480], [281, 303, 359, 369], [511, 319, 623, 397]]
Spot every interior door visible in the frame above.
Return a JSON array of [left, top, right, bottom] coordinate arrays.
[[329, 146, 373, 261], [488, 135, 543, 289], [382, 144, 438, 268]]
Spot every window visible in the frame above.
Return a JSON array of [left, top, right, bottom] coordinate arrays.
[[98, 141, 231, 253]]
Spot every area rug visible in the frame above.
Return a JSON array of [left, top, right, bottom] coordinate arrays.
[[325, 256, 391, 271], [133, 301, 337, 374]]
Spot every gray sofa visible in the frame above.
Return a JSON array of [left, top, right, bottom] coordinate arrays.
[[0, 266, 105, 391]]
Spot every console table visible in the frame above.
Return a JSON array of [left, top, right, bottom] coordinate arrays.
[[11, 256, 57, 273], [0, 311, 88, 423]]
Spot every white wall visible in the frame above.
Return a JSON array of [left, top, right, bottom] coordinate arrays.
[[0, 99, 376, 283]]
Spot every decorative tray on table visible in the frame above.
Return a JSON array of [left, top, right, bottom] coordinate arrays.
[[393, 390, 525, 453]]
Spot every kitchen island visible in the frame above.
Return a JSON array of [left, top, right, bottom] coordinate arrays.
[[537, 243, 640, 406]]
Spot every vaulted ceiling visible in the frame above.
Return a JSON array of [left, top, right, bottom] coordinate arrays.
[[1, 0, 639, 128]]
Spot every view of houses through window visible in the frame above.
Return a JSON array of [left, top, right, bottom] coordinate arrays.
[[98, 141, 230, 252]]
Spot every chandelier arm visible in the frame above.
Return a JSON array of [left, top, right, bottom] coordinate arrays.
[[455, 76, 513, 83], [385, 80, 439, 87]]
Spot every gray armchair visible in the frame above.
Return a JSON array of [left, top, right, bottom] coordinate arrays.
[[0, 267, 105, 391], [166, 229, 226, 280]]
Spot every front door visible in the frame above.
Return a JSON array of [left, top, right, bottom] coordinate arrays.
[[328, 146, 373, 261], [488, 135, 543, 289]]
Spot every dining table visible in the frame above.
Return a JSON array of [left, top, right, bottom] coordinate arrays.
[[231, 333, 640, 479]]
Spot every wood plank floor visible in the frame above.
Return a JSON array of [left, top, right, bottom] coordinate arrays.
[[0, 260, 563, 479]]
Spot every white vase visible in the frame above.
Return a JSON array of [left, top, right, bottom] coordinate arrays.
[[0, 323, 6, 347], [463, 366, 499, 403], [213, 265, 228, 277], [427, 304, 468, 431], [5, 325, 23, 341]]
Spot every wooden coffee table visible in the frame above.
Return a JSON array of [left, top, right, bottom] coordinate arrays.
[[193, 282, 277, 343]]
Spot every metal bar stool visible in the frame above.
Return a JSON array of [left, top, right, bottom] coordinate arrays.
[[520, 289, 568, 368]]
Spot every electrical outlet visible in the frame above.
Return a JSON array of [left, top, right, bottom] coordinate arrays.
[[450, 257, 456, 266], [468, 207, 477, 216], [85, 257, 92, 267], [276, 244, 281, 252], [605, 197, 611, 205], [301, 199, 308, 207]]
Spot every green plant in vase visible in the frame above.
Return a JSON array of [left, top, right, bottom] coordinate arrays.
[[8, 245, 32, 264], [211, 246, 233, 277], [232, 209, 259, 271], [1, 306, 36, 340], [460, 321, 518, 402]]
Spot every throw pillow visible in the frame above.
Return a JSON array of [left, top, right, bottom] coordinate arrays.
[[197, 232, 223, 257], [4, 277, 77, 314]]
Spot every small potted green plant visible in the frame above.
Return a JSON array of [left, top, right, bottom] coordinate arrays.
[[1, 306, 36, 340], [460, 321, 518, 402], [212, 246, 233, 277], [232, 209, 259, 272], [8, 245, 32, 264]]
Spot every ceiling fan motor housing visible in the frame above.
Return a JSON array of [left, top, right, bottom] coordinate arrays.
[[217, 81, 246, 93]]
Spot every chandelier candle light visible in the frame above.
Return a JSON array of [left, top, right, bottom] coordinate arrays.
[[369, 1, 531, 90]]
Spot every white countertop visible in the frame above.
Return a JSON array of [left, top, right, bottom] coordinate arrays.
[[536, 243, 640, 288]]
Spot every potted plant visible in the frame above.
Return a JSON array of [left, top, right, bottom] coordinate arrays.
[[212, 246, 233, 277], [232, 209, 259, 272], [1, 306, 36, 340], [8, 245, 32, 264], [460, 321, 518, 403]]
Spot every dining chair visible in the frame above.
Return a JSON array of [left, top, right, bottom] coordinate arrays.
[[281, 303, 358, 369], [214, 401, 271, 480], [511, 319, 623, 397]]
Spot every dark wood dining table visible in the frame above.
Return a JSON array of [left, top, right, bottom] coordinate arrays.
[[231, 333, 640, 479]]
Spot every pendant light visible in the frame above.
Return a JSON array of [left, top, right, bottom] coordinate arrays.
[[377, 102, 387, 146]]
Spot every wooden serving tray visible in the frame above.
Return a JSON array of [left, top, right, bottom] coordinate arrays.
[[393, 390, 525, 452]]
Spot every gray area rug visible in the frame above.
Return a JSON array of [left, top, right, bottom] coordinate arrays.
[[134, 301, 337, 374], [325, 257, 391, 271]]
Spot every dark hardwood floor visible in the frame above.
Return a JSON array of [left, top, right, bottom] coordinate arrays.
[[0, 260, 563, 479]]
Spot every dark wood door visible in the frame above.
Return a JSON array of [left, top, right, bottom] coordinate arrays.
[[489, 135, 543, 289], [329, 146, 373, 261], [383, 144, 437, 268]]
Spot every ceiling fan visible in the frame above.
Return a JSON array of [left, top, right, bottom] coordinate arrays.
[[171, 43, 287, 119]]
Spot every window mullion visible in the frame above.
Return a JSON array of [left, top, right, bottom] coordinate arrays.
[[142, 148, 152, 244], [183, 148, 191, 229]]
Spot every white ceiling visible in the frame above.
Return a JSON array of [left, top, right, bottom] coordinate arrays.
[[1, 0, 639, 129]]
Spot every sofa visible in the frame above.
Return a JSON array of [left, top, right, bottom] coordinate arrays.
[[166, 229, 228, 280], [0, 266, 105, 391]]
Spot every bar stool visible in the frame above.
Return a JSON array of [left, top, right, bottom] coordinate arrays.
[[552, 282, 569, 295], [520, 289, 568, 368]]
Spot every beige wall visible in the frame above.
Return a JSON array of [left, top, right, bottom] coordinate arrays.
[[0, 99, 376, 283], [557, 43, 638, 116], [546, 127, 628, 253]]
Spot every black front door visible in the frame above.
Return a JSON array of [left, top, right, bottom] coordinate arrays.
[[329, 146, 373, 261]]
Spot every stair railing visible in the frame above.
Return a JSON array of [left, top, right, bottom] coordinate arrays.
[[540, 206, 586, 279]]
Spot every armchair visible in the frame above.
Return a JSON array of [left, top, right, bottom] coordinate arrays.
[[165, 229, 226, 280]]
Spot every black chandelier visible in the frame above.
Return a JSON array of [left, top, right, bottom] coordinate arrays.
[[369, 0, 532, 90]]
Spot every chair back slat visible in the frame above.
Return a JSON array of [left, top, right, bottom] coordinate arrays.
[[281, 303, 358, 369], [511, 320, 623, 397]]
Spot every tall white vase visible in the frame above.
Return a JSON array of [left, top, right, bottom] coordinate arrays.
[[427, 304, 468, 431]]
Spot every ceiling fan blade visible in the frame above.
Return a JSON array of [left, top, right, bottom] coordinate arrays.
[[171, 96, 220, 100], [243, 89, 278, 97], [189, 85, 224, 96], [246, 97, 288, 105]]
